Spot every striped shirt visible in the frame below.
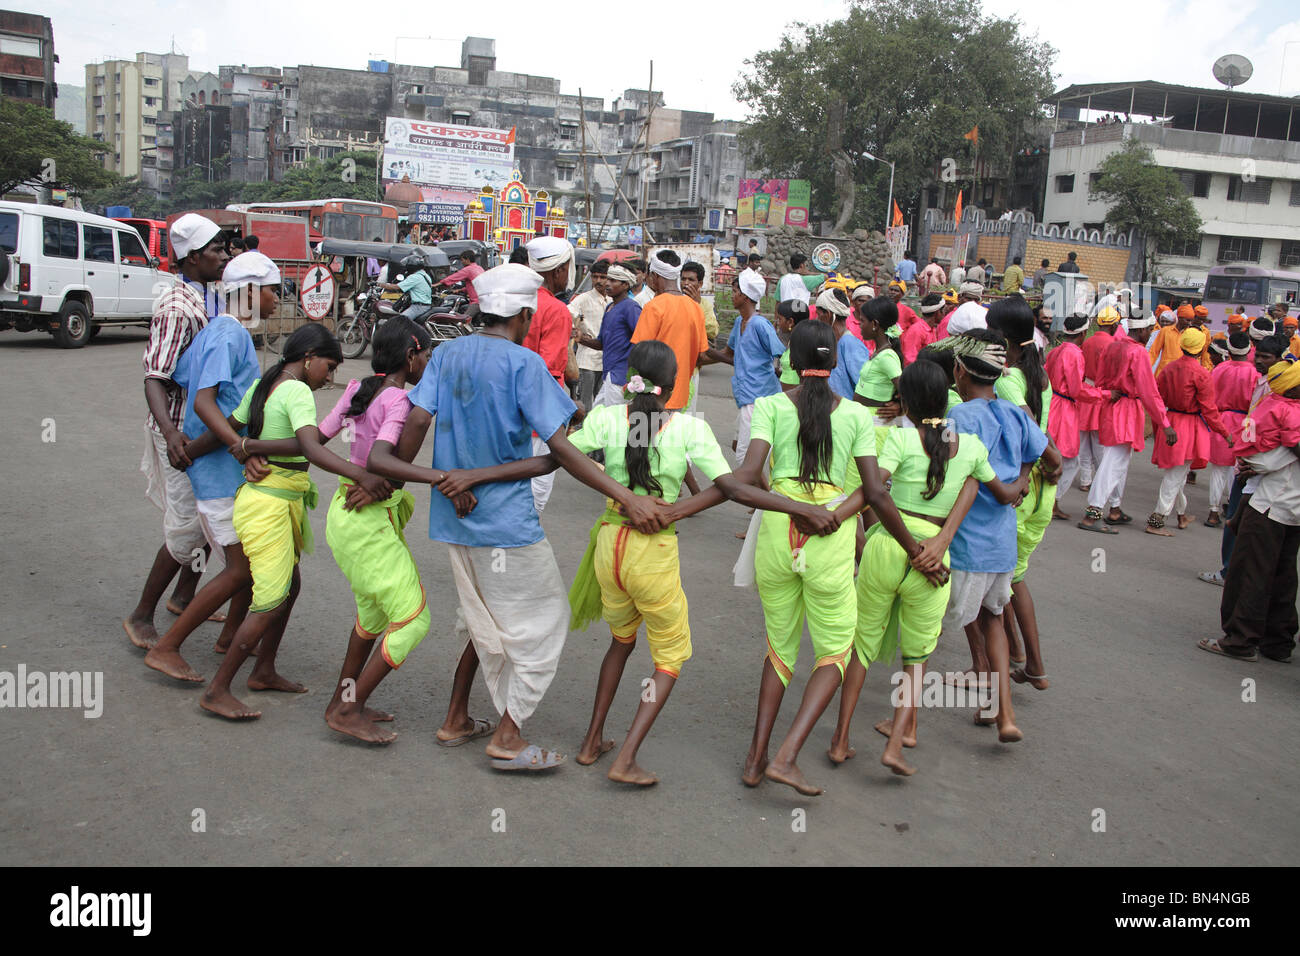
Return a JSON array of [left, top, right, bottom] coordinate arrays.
[[143, 276, 212, 433]]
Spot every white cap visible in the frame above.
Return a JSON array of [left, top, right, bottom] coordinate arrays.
[[947, 301, 989, 336], [959, 281, 984, 298], [737, 269, 765, 304], [222, 251, 280, 290], [474, 263, 544, 317], [525, 235, 573, 272], [1128, 312, 1156, 330], [171, 213, 222, 260]]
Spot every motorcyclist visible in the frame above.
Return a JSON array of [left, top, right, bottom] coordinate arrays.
[[380, 253, 436, 321], [437, 250, 485, 304]]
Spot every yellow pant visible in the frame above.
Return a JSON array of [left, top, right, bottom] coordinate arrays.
[[854, 515, 950, 666], [232, 468, 315, 613], [1014, 468, 1054, 583], [593, 522, 691, 677]]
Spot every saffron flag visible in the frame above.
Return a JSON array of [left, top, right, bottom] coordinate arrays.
[[506, 127, 517, 144], [891, 200, 904, 227], [964, 125, 979, 146], [953, 190, 963, 224]]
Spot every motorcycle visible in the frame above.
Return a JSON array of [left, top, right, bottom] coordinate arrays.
[[338, 282, 479, 360]]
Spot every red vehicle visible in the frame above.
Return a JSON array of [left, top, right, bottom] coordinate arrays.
[[112, 217, 172, 272], [226, 199, 399, 245]]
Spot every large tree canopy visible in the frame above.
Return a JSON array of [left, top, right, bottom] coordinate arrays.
[[734, 0, 1056, 230], [0, 99, 115, 197]]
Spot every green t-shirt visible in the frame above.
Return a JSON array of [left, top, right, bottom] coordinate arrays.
[[855, 346, 902, 403], [995, 367, 1051, 433], [233, 377, 317, 463], [750, 392, 875, 488], [877, 427, 995, 518], [946, 388, 962, 415], [778, 350, 799, 386], [569, 404, 730, 503]]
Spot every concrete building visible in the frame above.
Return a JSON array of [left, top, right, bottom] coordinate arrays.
[[632, 123, 749, 241], [1042, 80, 1300, 285], [0, 10, 56, 109], [86, 55, 164, 180]]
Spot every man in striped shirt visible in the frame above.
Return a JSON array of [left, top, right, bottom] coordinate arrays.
[[124, 214, 230, 651]]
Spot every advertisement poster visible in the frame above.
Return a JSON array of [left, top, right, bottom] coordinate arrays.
[[408, 202, 466, 225], [736, 179, 811, 229], [382, 117, 516, 194]]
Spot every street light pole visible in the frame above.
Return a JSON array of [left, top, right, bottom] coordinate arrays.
[[860, 151, 895, 233]]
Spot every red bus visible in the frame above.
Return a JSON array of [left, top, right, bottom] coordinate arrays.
[[112, 217, 172, 272], [226, 199, 399, 245]]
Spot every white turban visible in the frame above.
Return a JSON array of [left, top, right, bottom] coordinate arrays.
[[222, 251, 280, 290], [171, 213, 222, 260], [737, 269, 765, 304], [1250, 318, 1275, 341], [959, 281, 984, 298], [851, 284, 875, 301], [606, 264, 636, 285], [525, 236, 573, 273], [648, 253, 683, 281], [1127, 312, 1156, 330], [815, 288, 851, 318], [947, 301, 988, 336], [473, 263, 543, 317]]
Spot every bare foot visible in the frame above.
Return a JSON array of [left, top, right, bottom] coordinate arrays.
[[874, 718, 917, 748], [607, 760, 658, 786], [1011, 668, 1050, 690], [881, 751, 917, 776], [735, 530, 747, 540], [1052, 506, 1071, 521], [973, 711, 997, 726], [325, 709, 397, 743], [1145, 525, 1175, 537], [199, 689, 261, 720], [1177, 514, 1193, 529], [576, 739, 615, 766], [365, 706, 394, 722], [167, 599, 227, 623], [247, 671, 307, 693], [946, 669, 990, 690], [998, 721, 1023, 743], [741, 753, 768, 787], [764, 759, 823, 796], [144, 646, 204, 683], [214, 636, 256, 656], [123, 618, 160, 650], [827, 737, 857, 764]]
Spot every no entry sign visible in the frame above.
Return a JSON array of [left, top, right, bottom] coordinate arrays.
[[300, 265, 335, 319]]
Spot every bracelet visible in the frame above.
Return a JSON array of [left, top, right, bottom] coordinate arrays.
[[241, 438, 248, 456]]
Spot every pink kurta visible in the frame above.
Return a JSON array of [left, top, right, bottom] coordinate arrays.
[[1208, 359, 1258, 466], [1044, 341, 1105, 458], [1079, 329, 1121, 432], [1152, 356, 1228, 469], [1097, 336, 1171, 451], [900, 320, 938, 365], [1234, 394, 1300, 458], [895, 302, 921, 333]]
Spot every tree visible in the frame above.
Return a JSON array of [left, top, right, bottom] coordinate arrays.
[[81, 175, 170, 219], [0, 99, 115, 197], [734, 0, 1056, 232], [240, 152, 379, 204], [1090, 139, 1202, 285]]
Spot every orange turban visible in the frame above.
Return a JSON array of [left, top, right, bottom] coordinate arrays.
[[1285, 316, 1299, 331], [1228, 314, 1246, 329], [1194, 305, 1208, 318], [1176, 304, 1194, 320]]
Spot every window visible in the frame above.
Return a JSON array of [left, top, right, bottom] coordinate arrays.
[[0, 35, 41, 57], [1216, 236, 1262, 263], [43, 219, 78, 258], [555, 164, 575, 183], [144, 115, 156, 125], [94, 75, 104, 88], [1158, 236, 1202, 258], [1176, 169, 1211, 198], [321, 212, 362, 240], [0, 212, 18, 254], [144, 97, 157, 107], [558, 121, 578, 141], [1205, 275, 1265, 305], [1083, 221, 1105, 233], [1088, 172, 1102, 194], [117, 230, 150, 265], [1290, 182, 1300, 207], [1055, 174, 1075, 193], [144, 77, 158, 87], [1281, 240, 1300, 269], [450, 110, 471, 126], [158, 230, 168, 259], [1226, 175, 1271, 203], [83, 225, 116, 262]]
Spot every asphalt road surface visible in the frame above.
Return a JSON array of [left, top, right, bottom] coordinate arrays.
[[1, 327, 1296, 866]]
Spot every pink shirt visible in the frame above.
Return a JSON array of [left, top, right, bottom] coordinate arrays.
[[319, 379, 412, 467], [442, 262, 485, 302], [1097, 337, 1171, 451]]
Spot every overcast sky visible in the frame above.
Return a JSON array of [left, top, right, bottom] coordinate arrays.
[[28, 0, 1300, 118]]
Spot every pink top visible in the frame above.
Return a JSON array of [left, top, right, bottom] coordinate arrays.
[[1234, 394, 1300, 459], [1045, 341, 1104, 459], [1097, 336, 1171, 451], [319, 379, 412, 467], [900, 319, 938, 365], [1209, 359, 1258, 466], [442, 262, 485, 302]]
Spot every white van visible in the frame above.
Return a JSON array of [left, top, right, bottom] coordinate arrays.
[[0, 201, 163, 348]]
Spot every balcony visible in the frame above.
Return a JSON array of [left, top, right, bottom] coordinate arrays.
[[1052, 122, 1300, 164]]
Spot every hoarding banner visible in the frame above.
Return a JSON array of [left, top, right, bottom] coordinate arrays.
[[382, 117, 516, 192], [408, 202, 465, 225], [736, 179, 811, 230]]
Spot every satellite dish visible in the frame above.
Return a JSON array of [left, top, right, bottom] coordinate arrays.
[[1212, 54, 1254, 89]]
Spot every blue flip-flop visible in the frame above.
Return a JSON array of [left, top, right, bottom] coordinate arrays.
[[490, 744, 565, 772], [436, 717, 494, 748]]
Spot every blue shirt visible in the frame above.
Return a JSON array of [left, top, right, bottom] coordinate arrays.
[[727, 313, 785, 407], [407, 333, 576, 548], [947, 398, 1047, 573], [597, 296, 641, 386], [172, 315, 258, 500], [895, 258, 918, 282], [830, 331, 870, 399]]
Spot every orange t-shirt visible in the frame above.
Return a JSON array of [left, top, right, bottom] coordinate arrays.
[[630, 292, 707, 410]]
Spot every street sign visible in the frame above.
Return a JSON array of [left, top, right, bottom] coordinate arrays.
[[299, 265, 335, 319]]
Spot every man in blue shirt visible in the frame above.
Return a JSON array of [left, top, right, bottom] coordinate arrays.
[[941, 329, 1055, 745], [378, 263, 667, 773], [580, 262, 642, 407], [824, 302, 870, 400], [706, 269, 785, 465], [895, 250, 918, 291]]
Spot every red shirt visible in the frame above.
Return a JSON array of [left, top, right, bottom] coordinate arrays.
[[523, 287, 572, 387], [442, 262, 485, 302]]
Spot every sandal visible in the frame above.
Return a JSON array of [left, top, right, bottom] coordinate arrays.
[[1196, 638, 1257, 662], [1011, 668, 1050, 689], [490, 743, 566, 772], [1104, 510, 1134, 525], [436, 716, 494, 748], [1078, 521, 1118, 534], [1204, 513, 1222, 528]]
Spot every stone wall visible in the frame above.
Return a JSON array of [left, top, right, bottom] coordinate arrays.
[[758, 224, 896, 285]]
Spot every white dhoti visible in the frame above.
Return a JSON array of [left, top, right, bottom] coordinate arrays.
[[140, 424, 207, 563], [1207, 463, 1233, 513], [1153, 463, 1190, 518], [447, 538, 568, 725], [734, 403, 755, 467], [1077, 430, 1101, 487], [593, 374, 626, 409], [530, 434, 556, 514], [1087, 443, 1131, 511], [1056, 455, 1080, 503]]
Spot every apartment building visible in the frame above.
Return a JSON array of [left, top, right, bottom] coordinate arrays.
[[0, 9, 55, 108]]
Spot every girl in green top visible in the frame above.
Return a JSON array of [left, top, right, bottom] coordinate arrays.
[[436, 341, 827, 786], [831, 359, 1023, 776], [988, 299, 1059, 693], [201, 324, 392, 722], [917, 344, 962, 415], [774, 299, 809, 390], [853, 296, 904, 425]]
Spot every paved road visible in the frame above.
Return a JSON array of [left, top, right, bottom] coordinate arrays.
[[1, 328, 1296, 866]]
